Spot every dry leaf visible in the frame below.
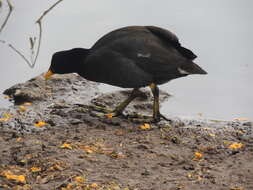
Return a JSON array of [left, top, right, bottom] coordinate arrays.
[[1, 170, 26, 183], [228, 142, 244, 150], [30, 167, 41, 173], [105, 113, 113, 118], [74, 176, 86, 183], [34, 121, 47, 127], [193, 152, 203, 160], [0, 117, 9, 122], [79, 145, 97, 154], [18, 105, 27, 112], [230, 187, 244, 190], [4, 95, 11, 99], [16, 137, 22, 142], [90, 183, 99, 188], [60, 143, 73, 150], [13, 184, 32, 190], [234, 117, 248, 121], [0, 113, 13, 122], [139, 123, 151, 130], [23, 102, 32, 106]]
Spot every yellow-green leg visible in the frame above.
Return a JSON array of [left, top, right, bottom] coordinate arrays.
[[150, 83, 171, 122], [150, 83, 160, 122], [112, 88, 140, 116]]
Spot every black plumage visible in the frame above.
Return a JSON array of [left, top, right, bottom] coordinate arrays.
[[46, 26, 207, 122]]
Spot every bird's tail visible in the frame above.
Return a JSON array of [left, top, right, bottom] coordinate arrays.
[[181, 62, 207, 75]]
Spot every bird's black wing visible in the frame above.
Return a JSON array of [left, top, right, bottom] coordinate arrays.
[[146, 26, 197, 60], [83, 49, 153, 88]]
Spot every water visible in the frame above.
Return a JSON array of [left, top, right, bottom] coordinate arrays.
[[1, 0, 252, 120]]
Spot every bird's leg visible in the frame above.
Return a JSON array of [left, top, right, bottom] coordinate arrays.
[[127, 84, 171, 123], [112, 88, 140, 116], [150, 83, 161, 122]]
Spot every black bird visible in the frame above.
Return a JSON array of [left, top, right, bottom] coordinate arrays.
[[45, 26, 207, 122]]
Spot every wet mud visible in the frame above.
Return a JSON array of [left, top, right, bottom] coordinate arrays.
[[0, 74, 252, 190]]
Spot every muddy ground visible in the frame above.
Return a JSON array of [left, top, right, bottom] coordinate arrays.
[[0, 74, 252, 190]]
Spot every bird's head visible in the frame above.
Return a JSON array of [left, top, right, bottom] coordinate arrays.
[[45, 48, 89, 79]]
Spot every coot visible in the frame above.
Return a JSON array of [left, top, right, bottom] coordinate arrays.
[[45, 26, 207, 122]]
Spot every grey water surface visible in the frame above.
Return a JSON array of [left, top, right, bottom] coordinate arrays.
[[0, 0, 252, 120]]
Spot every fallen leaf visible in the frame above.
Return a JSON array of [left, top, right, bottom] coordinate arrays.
[[23, 102, 32, 106], [16, 137, 22, 142], [195, 152, 203, 158], [34, 121, 47, 127], [3, 113, 13, 118], [60, 143, 73, 150], [1, 170, 26, 184], [193, 152, 203, 160], [139, 123, 151, 130], [74, 176, 86, 183], [90, 183, 99, 188], [0, 117, 9, 122], [4, 95, 11, 99], [0, 113, 13, 122], [61, 183, 73, 190], [13, 184, 32, 190], [105, 113, 113, 118], [230, 187, 244, 190], [234, 117, 248, 121], [228, 142, 244, 150], [18, 105, 27, 112], [30, 167, 41, 173], [79, 145, 97, 154]]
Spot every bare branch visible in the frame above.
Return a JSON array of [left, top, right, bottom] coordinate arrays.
[[0, 0, 13, 34], [36, 0, 64, 23], [0, 0, 64, 68], [8, 43, 32, 67], [31, 21, 42, 68]]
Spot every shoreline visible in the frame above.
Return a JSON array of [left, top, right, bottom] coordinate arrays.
[[0, 74, 252, 190]]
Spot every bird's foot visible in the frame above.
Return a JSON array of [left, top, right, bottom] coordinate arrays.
[[126, 113, 156, 123], [89, 104, 113, 113], [126, 112, 171, 123], [88, 105, 124, 119]]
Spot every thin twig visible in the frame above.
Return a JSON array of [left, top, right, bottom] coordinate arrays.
[[8, 44, 31, 67], [0, 0, 13, 34], [36, 0, 64, 23], [30, 0, 64, 68], [0, 0, 64, 68], [31, 20, 42, 68]]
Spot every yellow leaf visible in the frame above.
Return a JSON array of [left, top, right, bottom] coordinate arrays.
[[1, 170, 26, 183], [0, 113, 13, 122], [194, 152, 203, 159], [74, 176, 86, 183], [79, 145, 97, 154], [60, 143, 73, 150], [16, 137, 22, 142], [18, 105, 27, 112], [23, 102, 32, 106], [139, 123, 151, 130], [30, 167, 41, 173], [4, 95, 11, 99], [0, 117, 9, 122], [3, 113, 12, 118], [34, 121, 47, 127], [105, 113, 113, 118], [230, 187, 244, 190], [90, 183, 99, 188], [228, 142, 244, 150], [234, 117, 248, 121]]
